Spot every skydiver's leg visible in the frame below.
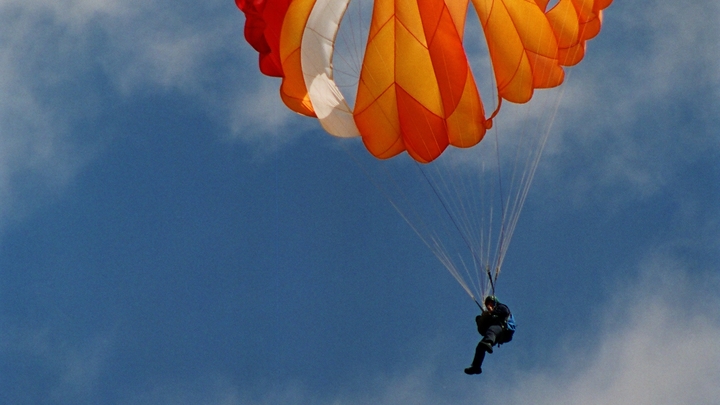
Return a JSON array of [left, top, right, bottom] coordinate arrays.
[[465, 342, 486, 375], [483, 324, 502, 343]]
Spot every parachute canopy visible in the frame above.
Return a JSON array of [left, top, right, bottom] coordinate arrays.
[[236, 0, 612, 163]]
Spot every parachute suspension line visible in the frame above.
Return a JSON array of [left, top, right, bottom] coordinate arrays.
[[489, 5, 572, 280], [420, 156, 486, 283], [339, 143, 478, 301], [416, 162, 486, 297], [336, 0, 479, 297], [333, 24, 357, 81], [490, 113, 509, 283], [335, 0, 576, 304], [496, 79, 569, 279], [334, 0, 371, 99], [467, 158, 493, 297], [488, 6, 574, 285], [476, 17, 503, 296], [492, 13, 561, 280], [483, 154, 497, 297], [476, 159, 490, 295], [493, 109, 534, 283], [397, 62, 487, 299], [415, 162, 474, 288]]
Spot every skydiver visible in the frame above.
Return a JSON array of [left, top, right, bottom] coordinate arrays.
[[464, 295, 515, 375]]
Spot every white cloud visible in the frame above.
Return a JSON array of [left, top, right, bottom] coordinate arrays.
[[0, 5, 99, 226], [112, 256, 720, 405], [0, 326, 113, 404], [337, 270, 720, 405], [498, 271, 720, 405], [0, 0, 259, 228], [0, 0, 131, 23], [81, 0, 314, 154], [538, 0, 720, 203], [226, 77, 316, 156], [96, 2, 233, 95]]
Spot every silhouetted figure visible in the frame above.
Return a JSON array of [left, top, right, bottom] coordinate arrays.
[[465, 295, 515, 375]]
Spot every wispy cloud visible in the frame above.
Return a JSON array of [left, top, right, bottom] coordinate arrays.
[[352, 262, 720, 405], [495, 264, 720, 405], [0, 3, 100, 226], [226, 76, 315, 156], [0, 0, 259, 227], [109, 253, 720, 405], [117, 377, 243, 405], [0, 325, 113, 404], [541, 0, 720, 204]]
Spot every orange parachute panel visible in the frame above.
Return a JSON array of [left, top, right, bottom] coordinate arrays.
[[235, 0, 612, 163], [277, 0, 316, 117]]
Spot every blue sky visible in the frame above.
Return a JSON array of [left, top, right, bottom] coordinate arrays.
[[1, 1, 719, 404]]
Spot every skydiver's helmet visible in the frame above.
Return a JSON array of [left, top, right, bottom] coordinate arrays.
[[484, 295, 498, 308]]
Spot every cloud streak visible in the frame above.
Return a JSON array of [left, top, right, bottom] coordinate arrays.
[[495, 273, 713, 405], [0, 0, 257, 228], [541, 0, 720, 204], [0, 4, 97, 226], [0, 326, 113, 404], [499, 269, 720, 405], [354, 261, 720, 405], [110, 255, 720, 405]]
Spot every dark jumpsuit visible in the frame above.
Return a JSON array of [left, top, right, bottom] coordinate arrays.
[[468, 302, 511, 371]]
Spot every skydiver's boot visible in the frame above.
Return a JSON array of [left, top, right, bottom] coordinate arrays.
[[480, 339, 494, 354], [464, 366, 482, 375]]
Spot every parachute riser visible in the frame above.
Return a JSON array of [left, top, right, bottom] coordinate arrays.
[[486, 265, 496, 296]]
